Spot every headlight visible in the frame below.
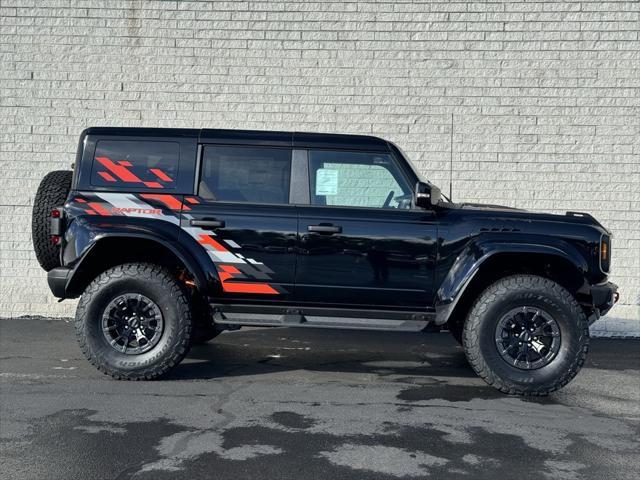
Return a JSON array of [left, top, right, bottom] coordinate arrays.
[[600, 235, 611, 273]]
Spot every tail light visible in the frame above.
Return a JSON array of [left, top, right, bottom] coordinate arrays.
[[50, 207, 64, 244]]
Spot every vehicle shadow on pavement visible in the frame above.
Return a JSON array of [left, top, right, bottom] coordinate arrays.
[[165, 328, 513, 401]]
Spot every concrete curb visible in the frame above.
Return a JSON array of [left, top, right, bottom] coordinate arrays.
[[589, 317, 640, 339]]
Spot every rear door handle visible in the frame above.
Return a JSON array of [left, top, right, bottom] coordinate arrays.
[[308, 224, 342, 234], [190, 218, 225, 229]]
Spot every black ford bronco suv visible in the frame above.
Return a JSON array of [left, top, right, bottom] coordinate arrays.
[[32, 127, 618, 395]]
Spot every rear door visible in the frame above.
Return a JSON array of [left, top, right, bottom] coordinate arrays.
[[295, 149, 438, 309], [181, 145, 298, 302]]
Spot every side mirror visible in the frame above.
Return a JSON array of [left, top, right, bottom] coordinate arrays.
[[415, 181, 441, 208]]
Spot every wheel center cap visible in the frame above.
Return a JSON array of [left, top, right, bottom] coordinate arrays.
[[128, 316, 140, 328]]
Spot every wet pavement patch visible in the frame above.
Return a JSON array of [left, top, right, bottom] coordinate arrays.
[[397, 381, 503, 402], [271, 411, 317, 430], [0, 409, 185, 480]]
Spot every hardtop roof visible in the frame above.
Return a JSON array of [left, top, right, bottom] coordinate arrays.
[[82, 127, 390, 151]]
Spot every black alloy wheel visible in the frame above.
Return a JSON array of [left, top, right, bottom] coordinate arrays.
[[494, 306, 561, 370], [101, 294, 164, 355]]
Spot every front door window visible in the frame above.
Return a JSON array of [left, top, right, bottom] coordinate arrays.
[[309, 150, 413, 209]]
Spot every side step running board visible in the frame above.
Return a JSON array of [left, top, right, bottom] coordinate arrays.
[[211, 305, 433, 332]]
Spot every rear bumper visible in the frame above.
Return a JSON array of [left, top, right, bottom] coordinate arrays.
[[47, 267, 71, 298], [587, 281, 618, 324]]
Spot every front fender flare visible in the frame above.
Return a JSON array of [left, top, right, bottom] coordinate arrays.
[[434, 238, 588, 325]]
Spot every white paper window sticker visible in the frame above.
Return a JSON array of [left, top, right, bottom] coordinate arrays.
[[315, 168, 338, 195]]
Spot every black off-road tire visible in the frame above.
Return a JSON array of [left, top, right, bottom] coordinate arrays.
[[75, 263, 192, 380], [32, 170, 73, 271], [463, 275, 589, 396], [191, 295, 221, 345]]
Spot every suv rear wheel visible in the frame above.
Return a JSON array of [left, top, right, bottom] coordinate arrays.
[[463, 275, 589, 395], [75, 263, 192, 380]]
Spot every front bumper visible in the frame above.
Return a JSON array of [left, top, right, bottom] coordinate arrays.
[[587, 281, 618, 324]]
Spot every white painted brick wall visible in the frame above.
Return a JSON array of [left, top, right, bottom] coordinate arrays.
[[0, 1, 638, 335]]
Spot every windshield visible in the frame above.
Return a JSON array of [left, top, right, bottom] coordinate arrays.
[[392, 143, 451, 202]]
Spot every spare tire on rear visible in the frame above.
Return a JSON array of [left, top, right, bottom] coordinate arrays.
[[32, 170, 73, 271]]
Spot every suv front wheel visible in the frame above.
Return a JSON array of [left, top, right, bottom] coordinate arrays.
[[463, 275, 589, 395], [75, 263, 192, 380]]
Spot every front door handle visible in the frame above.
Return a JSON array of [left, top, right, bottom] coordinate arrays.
[[190, 218, 226, 230], [308, 224, 342, 234]]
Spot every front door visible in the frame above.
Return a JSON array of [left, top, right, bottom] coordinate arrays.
[[182, 144, 298, 302], [295, 149, 438, 309]]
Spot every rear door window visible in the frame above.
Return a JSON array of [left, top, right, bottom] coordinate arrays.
[[199, 146, 291, 204], [91, 140, 180, 190]]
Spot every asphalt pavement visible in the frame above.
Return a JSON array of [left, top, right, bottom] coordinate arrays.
[[1, 317, 639, 480]]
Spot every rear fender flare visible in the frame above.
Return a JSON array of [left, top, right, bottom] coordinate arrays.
[[62, 217, 221, 296]]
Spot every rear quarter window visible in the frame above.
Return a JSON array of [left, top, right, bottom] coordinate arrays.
[[91, 140, 180, 190]]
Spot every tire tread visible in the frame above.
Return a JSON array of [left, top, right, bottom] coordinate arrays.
[[31, 170, 72, 271]]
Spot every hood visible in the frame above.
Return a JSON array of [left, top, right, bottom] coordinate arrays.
[[443, 201, 608, 233], [456, 202, 523, 212]]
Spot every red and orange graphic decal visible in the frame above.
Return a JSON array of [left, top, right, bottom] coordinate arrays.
[[95, 156, 175, 189]]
